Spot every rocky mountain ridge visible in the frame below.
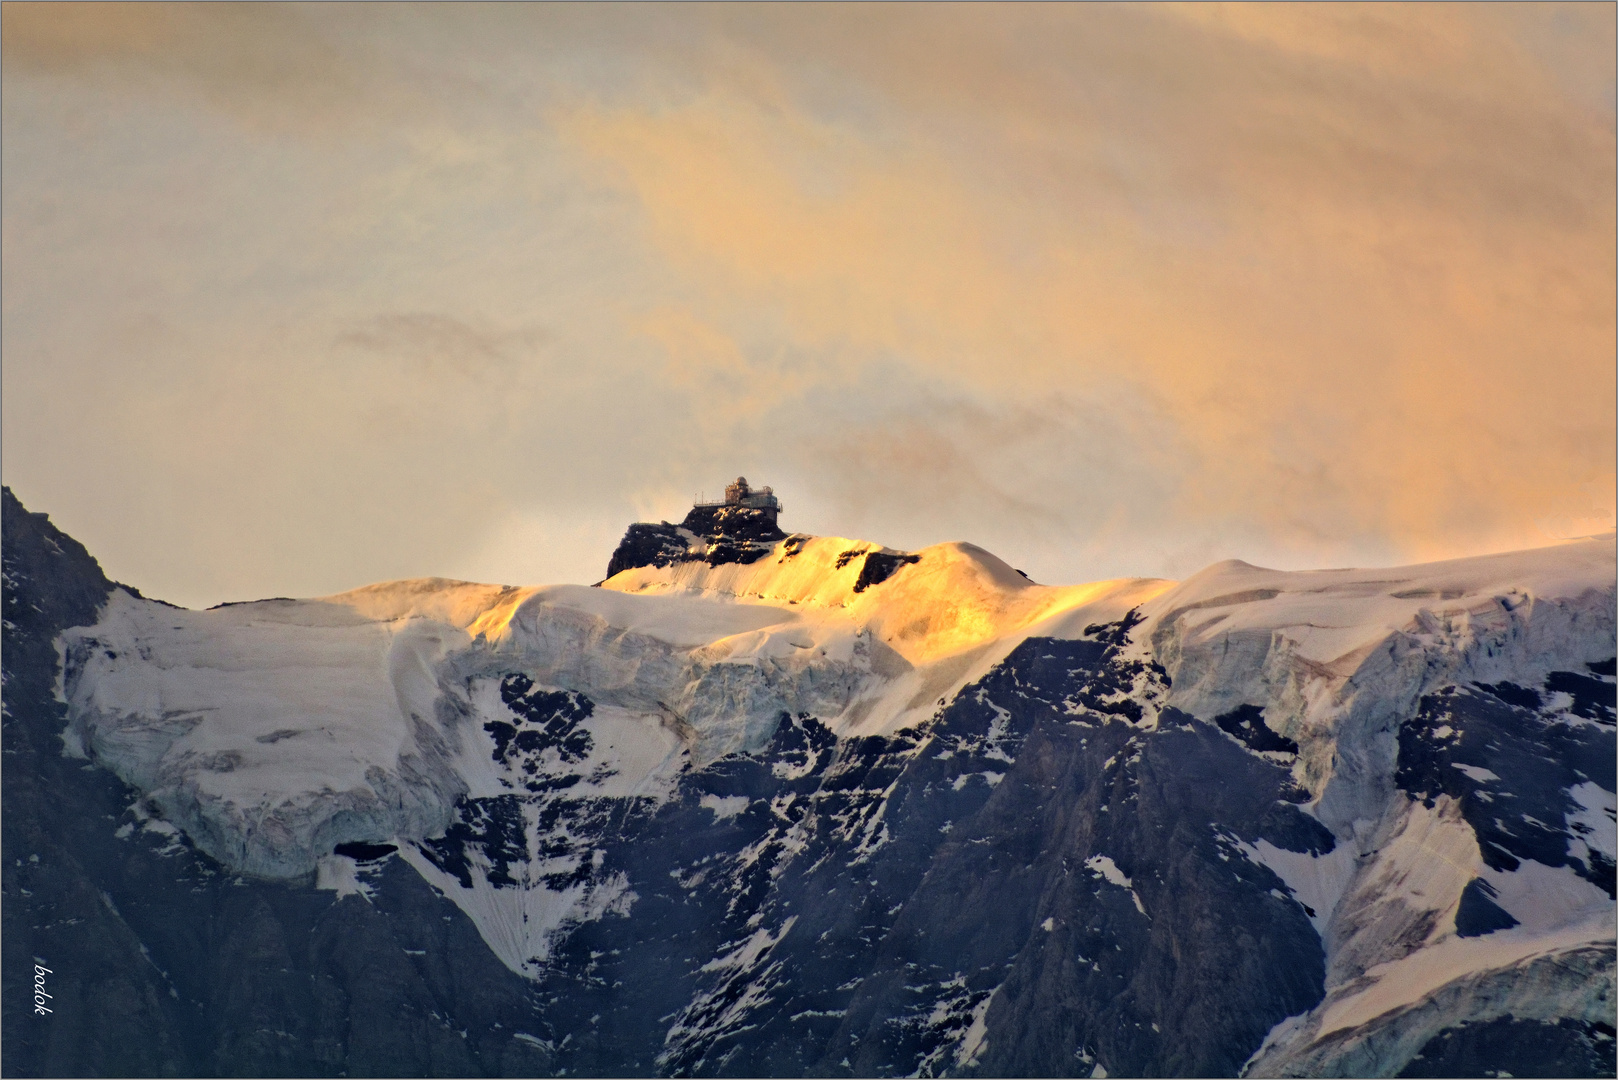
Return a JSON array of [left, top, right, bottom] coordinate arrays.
[[4, 486, 1614, 1077]]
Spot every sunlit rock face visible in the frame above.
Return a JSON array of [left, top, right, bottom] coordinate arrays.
[[6, 484, 1615, 1077]]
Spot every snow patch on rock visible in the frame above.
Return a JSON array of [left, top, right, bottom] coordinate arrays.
[[1237, 837, 1359, 936], [1086, 854, 1147, 915]]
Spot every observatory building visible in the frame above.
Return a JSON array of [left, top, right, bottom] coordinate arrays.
[[695, 477, 782, 526]]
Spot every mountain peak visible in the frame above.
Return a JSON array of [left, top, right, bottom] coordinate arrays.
[[604, 477, 788, 580]]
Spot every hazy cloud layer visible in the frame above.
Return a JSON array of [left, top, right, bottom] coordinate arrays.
[[4, 3, 1612, 607]]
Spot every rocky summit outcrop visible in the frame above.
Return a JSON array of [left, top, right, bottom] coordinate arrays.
[[5, 486, 1615, 1078], [605, 502, 788, 581]]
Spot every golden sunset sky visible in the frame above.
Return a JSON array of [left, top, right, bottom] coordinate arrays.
[[3, 3, 1613, 608]]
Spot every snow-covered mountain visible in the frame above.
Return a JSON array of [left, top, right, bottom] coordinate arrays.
[[5, 486, 1613, 1077]]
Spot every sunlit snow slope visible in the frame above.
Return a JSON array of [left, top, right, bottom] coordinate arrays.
[[54, 527, 1616, 1076]]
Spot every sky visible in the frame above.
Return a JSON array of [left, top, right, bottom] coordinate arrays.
[[3, 2, 1614, 609]]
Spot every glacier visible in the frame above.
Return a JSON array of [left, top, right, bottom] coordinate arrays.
[[57, 537, 1166, 878], [10, 486, 1614, 1077]]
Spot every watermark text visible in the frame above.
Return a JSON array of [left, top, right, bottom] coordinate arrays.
[[33, 962, 52, 1015]]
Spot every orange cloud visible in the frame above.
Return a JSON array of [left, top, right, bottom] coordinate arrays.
[[2, 4, 1610, 605], [556, 3, 1614, 560]]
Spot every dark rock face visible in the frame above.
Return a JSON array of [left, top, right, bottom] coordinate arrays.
[[1213, 703, 1301, 756], [680, 503, 785, 543], [1397, 676, 1617, 897], [602, 505, 930, 596], [853, 551, 920, 593], [603, 505, 787, 581], [332, 841, 398, 862], [1452, 878, 1520, 938], [605, 522, 698, 580], [832, 546, 922, 593], [1397, 1017, 1618, 1078], [414, 624, 1331, 1077], [493, 675, 595, 769]]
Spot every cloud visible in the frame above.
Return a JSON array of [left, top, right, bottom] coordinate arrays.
[[0, 3, 370, 133], [555, 3, 1615, 560], [335, 313, 541, 378], [1, 4, 1611, 606]]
